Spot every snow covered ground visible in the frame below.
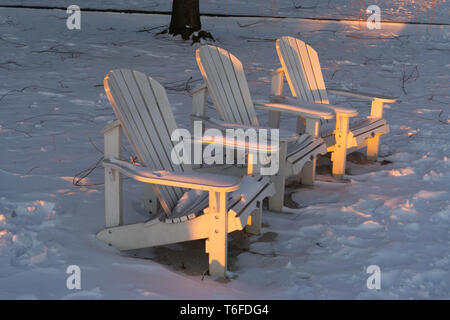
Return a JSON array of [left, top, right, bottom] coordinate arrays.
[[0, 2, 449, 299]]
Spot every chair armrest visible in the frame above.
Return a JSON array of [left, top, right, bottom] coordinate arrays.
[[188, 134, 280, 153], [103, 158, 240, 192], [268, 95, 357, 117], [191, 115, 299, 143], [255, 100, 334, 120], [327, 88, 397, 103]]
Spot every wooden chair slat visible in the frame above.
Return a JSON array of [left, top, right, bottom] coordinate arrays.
[[287, 36, 315, 102], [209, 46, 246, 124], [278, 37, 309, 101], [227, 52, 258, 126], [295, 39, 322, 102], [305, 44, 329, 103], [197, 46, 237, 123], [216, 47, 253, 125]]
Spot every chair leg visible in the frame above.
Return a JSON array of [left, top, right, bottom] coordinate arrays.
[[268, 141, 287, 212], [104, 123, 122, 227], [301, 158, 316, 185], [367, 99, 385, 161], [208, 191, 228, 278], [268, 110, 281, 129], [296, 116, 306, 134], [302, 118, 319, 184], [331, 115, 350, 179], [366, 134, 380, 161], [331, 149, 347, 179], [245, 203, 262, 235], [143, 184, 159, 215]]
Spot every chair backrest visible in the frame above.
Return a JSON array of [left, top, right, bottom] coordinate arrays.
[[196, 45, 259, 126], [276, 36, 329, 104], [104, 69, 190, 214]]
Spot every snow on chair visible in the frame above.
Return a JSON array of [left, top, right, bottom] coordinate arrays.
[[97, 69, 275, 278], [192, 45, 333, 212], [272, 36, 397, 178]]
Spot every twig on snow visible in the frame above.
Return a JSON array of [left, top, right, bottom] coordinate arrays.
[[400, 65, 419, 95]]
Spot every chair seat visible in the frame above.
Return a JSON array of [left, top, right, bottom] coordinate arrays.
[[286, 134, 327, 175], [165, 176, 274, 224]]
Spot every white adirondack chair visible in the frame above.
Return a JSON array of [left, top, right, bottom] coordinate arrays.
[[192, 45, 334, 212], [272, 36, 397, 178], [98, 69, 275, 278]]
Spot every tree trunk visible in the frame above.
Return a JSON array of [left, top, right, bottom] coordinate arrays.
[[169, 0, 201, 40]]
